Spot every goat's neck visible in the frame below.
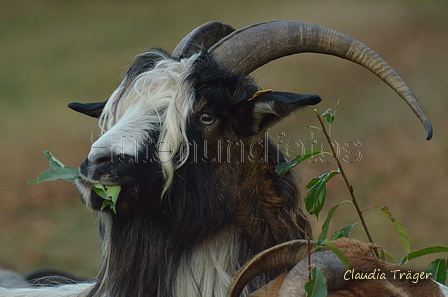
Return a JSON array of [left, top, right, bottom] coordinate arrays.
[[174, 227, 242, 297], [89, 213, 173, 296], [174, 226, 271, 297], [90, 215, 259, 297]]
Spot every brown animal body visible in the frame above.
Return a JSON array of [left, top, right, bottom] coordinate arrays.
[[234, 238, 448, 297]]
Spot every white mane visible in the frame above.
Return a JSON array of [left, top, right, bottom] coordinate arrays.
[[95, 52, 198, 195]]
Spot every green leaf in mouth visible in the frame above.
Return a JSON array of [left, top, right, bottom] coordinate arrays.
[[93, 183, 121, 214], [29, 150, 122, 214]]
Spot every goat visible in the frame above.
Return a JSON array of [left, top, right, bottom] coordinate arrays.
[[228, 238, 448, 297], [0, 21, 432, 297]]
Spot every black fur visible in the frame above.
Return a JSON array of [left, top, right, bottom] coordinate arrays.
[[76, 49, 315, 296]]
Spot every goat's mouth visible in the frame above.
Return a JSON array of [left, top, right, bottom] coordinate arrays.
[[78, 156, 135, 186], [76, 155, 165, 213], [76, 160, 131, 213], [75, 176, 123, 212], [78, 171, 125, 188]]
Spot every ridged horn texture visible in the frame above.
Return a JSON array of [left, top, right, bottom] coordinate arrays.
[[226, 240, 313, 297], [209, 20, 433, 140], [172, 21, 235, 58]]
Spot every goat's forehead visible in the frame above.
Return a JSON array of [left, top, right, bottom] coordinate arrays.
[[101, 55, 199, 127], [103, 54, 249, 127], [88, 56, 197, 161], [86, 52, 258, 195]]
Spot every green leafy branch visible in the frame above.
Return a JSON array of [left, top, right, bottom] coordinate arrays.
[[28, 150, 80, 184], [315, 107, 376, 249], [276, 102, 448, 296], [28, 150, 121, 213], [304, 267, 327, 297]]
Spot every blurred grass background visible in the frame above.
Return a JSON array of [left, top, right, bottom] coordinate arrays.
[[0, 0, 447, 278]]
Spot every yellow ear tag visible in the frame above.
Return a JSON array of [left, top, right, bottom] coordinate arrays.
[[248, 89, 273, 101]]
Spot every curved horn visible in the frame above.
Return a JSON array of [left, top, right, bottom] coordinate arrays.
[[227, 240, 313, 297], [279, 251, 347, 297], [209, 21, 433, 140], [172, 21, 235, 58]]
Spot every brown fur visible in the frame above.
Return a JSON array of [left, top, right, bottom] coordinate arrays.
[[331, 238, 443, 297], [252, 238, 444, 297], [249, 273, 288, 297], [200, 121, 311, 254], [219, 134, 311, 253]]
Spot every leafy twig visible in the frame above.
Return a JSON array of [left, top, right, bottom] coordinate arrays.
[[27, 150, 80, 184], [29, 150, 121, 213], [315, 110, 377, 255]]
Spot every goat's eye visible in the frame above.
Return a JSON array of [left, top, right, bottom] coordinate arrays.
[[199, 113, 216, 125]]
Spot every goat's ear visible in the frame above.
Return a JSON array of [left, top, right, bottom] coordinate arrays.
[[251, 91, 321, 133], [68, 101, 107, 118]]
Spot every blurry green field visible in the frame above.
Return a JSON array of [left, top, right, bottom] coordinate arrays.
[[0, 1, 447, 278]]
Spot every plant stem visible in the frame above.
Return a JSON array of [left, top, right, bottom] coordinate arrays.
[[316, 113, 378, 256], [307, 237, 312, 281]]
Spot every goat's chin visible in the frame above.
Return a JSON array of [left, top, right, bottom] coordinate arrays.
[[75, 175, 164, 215], [75, 178, 107, 211]]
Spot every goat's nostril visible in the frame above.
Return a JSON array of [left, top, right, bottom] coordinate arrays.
[[88, 149, 114, 165], [94, 155, 113, 164]]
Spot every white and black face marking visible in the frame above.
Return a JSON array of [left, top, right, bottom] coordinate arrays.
[[76, 50, 198, 212], [73, 49, 320, 215]]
